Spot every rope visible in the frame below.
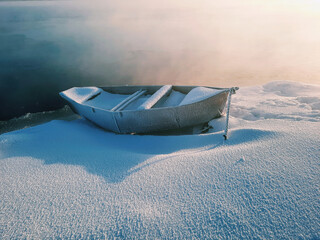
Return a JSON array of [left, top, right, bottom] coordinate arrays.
[[223, 87, 238, 140]]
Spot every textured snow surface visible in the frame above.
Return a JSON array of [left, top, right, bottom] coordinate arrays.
[[179, 87, 224, 106], [1, 81, 320, 239], [161, 90, 186, 107], [230, 81, 320, 122]]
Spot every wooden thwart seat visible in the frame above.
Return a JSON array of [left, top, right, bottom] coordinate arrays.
[[111, 89, 147, 111], [138, 85, 172, 110]]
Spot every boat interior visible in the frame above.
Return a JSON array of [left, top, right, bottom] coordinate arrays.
[[68, 85, 226, 111]]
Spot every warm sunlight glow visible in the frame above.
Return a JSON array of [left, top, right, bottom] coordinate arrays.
[[75, 0, 320, 86]]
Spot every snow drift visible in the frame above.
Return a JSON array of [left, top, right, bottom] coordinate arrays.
[[0, 81, 319, 239]]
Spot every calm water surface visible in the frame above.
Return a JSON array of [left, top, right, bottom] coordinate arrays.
[[1, 0, 319, 120]]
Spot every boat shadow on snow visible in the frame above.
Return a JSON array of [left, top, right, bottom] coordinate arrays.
[[2, 118, 276, 183]]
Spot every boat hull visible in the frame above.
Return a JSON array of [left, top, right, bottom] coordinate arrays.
[[61, 85, 229, 134]]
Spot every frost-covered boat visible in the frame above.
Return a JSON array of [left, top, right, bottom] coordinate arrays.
[[60, 85, 237, 134]]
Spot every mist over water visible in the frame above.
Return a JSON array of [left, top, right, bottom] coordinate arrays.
[[1, 0, 320, 120]]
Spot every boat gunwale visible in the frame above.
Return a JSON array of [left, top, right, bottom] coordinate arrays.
[[81, 85, 230, 113]]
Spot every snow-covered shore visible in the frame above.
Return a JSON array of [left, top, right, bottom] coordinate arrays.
[[0, 81, 319, 239]]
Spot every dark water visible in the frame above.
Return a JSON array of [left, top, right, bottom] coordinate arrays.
[[0, 1, 132, 120], [1, 0, 320, 121]]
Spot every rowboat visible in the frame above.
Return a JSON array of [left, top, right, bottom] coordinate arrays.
[[60, 85, 238, 134]]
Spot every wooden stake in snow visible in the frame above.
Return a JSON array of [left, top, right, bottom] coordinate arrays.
[[223, 87, 238, 140]]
